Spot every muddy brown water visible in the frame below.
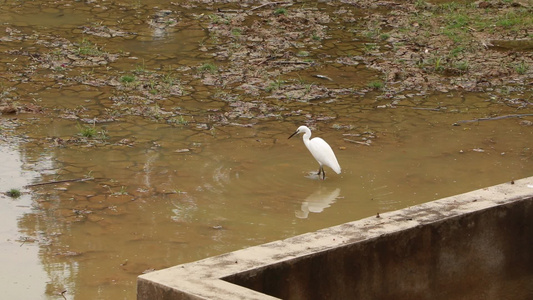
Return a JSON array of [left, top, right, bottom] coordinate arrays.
[[0, 1, 532, 300], [2, 96, 531, 300]]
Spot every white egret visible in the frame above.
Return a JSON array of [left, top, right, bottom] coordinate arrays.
[[288, 125, 341, 180]]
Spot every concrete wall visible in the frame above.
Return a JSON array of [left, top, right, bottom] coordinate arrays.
[[138, 177, 533, 300]]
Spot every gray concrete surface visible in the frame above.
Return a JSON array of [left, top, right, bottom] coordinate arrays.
[[138, 177, 533, 300]]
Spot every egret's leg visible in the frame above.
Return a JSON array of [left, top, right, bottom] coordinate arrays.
[[317, 168, 322, 176], [321, 167, 326, 180]]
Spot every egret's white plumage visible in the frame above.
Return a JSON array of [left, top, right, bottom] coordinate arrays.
[[288, 125, 341, 180]]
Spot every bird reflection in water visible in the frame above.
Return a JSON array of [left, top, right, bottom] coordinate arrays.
[[295, 187, 341, 219]]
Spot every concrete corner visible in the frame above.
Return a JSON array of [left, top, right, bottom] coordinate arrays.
[[138, 177, 533, 300]]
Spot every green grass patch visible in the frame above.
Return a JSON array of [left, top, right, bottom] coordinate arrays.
[[231, 28, 242, 36], [77, 123, 97, 138], [414, 0, 428, 9], [76, 38, 102, 56], [497, 12, 521, 28], [432, 56, 445, 72], [208, 14, 229, 25], [176, 116, 188, 125], [273, 8, 287, 16], [6, 188, 21, 198], [438, 2, 459, 13], [199, 63, 217, 73], [446, 13, 469, 29], [515, 62, 529, 75], [379, 33, 390, 41], [169, 115, 188, 125], [265, 79, 284, 92], [367, 80, 384, 90], [449, 46, 465, 58], [363, 43, 378, 52], [454, 61, 469, 71], [120, 75, 136, 83]]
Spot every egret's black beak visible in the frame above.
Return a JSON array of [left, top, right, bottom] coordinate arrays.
[[288, 131, 298, 139]]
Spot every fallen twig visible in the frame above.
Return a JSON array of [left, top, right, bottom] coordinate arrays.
[[217, 8, 241, 13], [455, 113, 533, 124], [248, 1, 292, 12], [412, 107, 444, 111], [273, 60, 313, 65], [254, 56, 276, 65], [344, 138, 371, 146], [25, 177, 95, 188]]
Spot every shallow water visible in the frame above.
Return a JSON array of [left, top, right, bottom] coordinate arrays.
[[2, 93, 531, 299], [0, 1, 532, 300]]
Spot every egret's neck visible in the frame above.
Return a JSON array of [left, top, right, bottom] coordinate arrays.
[[302, 131, 311, 147]]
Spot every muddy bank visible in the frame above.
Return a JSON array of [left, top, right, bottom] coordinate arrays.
[[0, 0, 531, 130], [351, 0, 532, 94]]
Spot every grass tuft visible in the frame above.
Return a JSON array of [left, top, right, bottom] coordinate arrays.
[[515, 62, 529, 75], [199, 63, 217, 73], [367, 80, 384, 90], [6, 188, 21, 198], [76, 38, 102, 56], [273, 8, 287, 16], [77, 123, 97, 138], [120, 75, 135, 83]]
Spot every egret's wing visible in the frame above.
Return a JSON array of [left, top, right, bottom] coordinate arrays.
[[308, 137, 341, 174]]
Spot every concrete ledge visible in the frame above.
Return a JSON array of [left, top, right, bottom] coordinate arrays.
[[138, 177, 533, 300]]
